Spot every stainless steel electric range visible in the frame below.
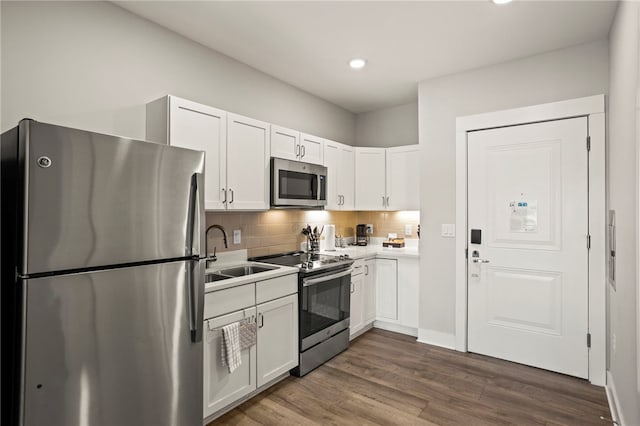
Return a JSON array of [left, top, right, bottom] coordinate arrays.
[[249, 251, 354, 376]]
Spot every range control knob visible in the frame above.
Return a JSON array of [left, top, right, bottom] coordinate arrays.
[[339, 254, 349, 260], [306, 261, 314, 269]]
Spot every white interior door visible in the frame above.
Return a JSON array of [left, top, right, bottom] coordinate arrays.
[[467, 117, 589, 379]]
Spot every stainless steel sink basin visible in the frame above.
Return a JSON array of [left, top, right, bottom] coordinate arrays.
[[205, 273, 232, 283], [218, 264, 277, 277]]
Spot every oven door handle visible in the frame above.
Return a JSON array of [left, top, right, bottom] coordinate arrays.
[[302, 268, 353, 287]]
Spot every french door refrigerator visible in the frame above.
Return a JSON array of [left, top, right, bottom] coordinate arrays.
[[1, 119, 206, 426]]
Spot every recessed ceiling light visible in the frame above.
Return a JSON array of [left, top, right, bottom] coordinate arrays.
[[349, 58, 367, 69], [492, 0, 512, 4]]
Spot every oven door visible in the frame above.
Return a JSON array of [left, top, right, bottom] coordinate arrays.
[[300, 268, 352, 351], [271, 158, 327, 207]]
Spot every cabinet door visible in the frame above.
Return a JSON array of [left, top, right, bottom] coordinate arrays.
[[339, 145, 355, 210], [386, 145, 420, 210], [226, 113, 270, 210], [397, 258, 419, 329], [203, 308, 257, 419], [271, 125, 299, 161], [350, 273, 365, 338], [375, 258, 398, 321], [355, 147, 387, 210], [299, 133, 324, 165], [323, 140, 341, 210], [168, 96, 227, 210], [257, 294, 298, 387], [363, 259, 376, 323]]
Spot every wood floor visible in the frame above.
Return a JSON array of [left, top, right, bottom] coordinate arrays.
[[208, 329, 611, 426]]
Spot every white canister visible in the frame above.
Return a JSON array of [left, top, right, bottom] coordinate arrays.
[[324, 224, 336, 251]]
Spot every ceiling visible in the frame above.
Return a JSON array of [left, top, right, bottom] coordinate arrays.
[[115, 1, 617, 114]]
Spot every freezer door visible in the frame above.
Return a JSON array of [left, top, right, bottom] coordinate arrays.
[[21, 120, 205, 274], [21, 261, 202, 426]]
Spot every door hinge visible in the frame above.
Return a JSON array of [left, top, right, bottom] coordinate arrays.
[[587, 234, 591, 249], [586, 135, 591, 151], [587, 333, 591, 348]]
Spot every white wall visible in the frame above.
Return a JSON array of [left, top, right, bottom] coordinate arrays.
[[0, 1, 356, 144], [417, 40, 608, 341], [607, 3, 640, 425], [355, 101, 418, 147]]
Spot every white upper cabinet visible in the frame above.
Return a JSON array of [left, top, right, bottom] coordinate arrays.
[[354, 145, 420, 211], [299, 133, 324, 165], [226, 113, 270, 210], [146, 96, 269, 211], [147, 96, 227, 210], [324, 140, 355, 210], [386, 145, 420, 210], [355, 147, 387, 210], [324, 141, 341, 210], [270, 127, 324, 165], [270, 125, 300, 162]]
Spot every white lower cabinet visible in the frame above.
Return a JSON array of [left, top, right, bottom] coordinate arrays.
[[371, 256, 420, 335], [256, 294, 298, 387], [375, 258, 398, 321], [349, 273, 364, 337], [363, 259, 376, 324], [350, 258, 376, 339], [203, 308, 257, 418], [203, 274, 298, 421]]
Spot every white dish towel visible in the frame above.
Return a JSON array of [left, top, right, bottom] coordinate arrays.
[[221, 322, 242, 373]]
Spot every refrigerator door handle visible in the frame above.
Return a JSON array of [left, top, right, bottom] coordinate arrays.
[[188, 259, 205, 343], [186, 173, 206, 257]]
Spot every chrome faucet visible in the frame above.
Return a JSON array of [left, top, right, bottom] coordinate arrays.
[[205, 224, 228, 267]]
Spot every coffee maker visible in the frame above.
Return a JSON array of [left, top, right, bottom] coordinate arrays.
[[356, 224, 369, 246]]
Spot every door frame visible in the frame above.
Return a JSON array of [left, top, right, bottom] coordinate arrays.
[[455, 95, 606, 385]]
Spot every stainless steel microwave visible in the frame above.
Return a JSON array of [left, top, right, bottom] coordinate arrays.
[[271, 157, 327, 208]]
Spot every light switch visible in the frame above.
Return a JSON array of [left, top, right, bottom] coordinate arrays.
[[233, 229, 241, 244], [441, 224, 456, 238], [405, 224, 412, 236]]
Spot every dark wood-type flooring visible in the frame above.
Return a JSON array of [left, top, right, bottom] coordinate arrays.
[[208, 329, 611, 425]]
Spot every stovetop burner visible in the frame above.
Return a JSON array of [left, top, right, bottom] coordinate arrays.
[[249, 251, 352, 273]]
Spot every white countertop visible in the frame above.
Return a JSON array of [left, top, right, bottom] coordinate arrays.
[[204, 250, 298, 293], [321, 238, 420, 260]]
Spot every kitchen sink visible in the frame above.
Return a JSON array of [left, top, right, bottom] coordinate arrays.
[[218, 264, 277, 277], [205, 273, 232, 283]]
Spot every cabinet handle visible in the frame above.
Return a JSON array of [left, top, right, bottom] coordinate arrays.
[[222, 188, 227, 204], [386, 196, 389, 207], [296, 144, 300, 158], [365, 265, 369, 275], [382, 196, 386, 207], [229, 189, 234, 204], [258, 313, 264, 328], [350, 283, 355, 293], [301, 145, 306, 158]]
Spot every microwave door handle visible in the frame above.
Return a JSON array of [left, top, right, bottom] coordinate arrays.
[[302, 268, 353, 287]]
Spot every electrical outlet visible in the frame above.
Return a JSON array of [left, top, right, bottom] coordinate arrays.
[[405, 224, 412, 236], [366, 224, 373, 234], [233, 229, 241, 244]]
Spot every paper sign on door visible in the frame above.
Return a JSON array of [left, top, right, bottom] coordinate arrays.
[[509, 200, 538, 233]]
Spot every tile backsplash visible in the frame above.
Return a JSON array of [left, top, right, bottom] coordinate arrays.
[[206, 210, 419, 258]]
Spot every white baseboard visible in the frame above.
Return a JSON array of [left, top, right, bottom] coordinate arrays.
[[605, 371, 625, 426], [373, 321, 418, 337], [417, 328, 456, 350]]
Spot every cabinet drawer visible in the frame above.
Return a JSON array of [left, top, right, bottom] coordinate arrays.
[[256, 274, 297, 304], [205, 283, 256, 319]]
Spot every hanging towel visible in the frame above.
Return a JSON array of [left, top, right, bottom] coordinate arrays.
[[221, 322, 241, 373], [239, 319, 257, 350]]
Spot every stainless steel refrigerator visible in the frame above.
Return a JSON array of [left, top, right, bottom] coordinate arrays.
[[1, 119, 206, 426]]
